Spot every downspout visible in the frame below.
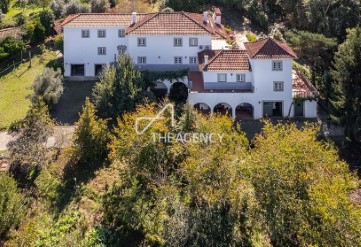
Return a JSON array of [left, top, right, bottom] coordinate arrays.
[[287, 101, 294, 118]]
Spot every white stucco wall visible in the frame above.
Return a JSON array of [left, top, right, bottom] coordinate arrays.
[[304, 100, 318, 118], [63, 26, 128, 77], [127, 35, 211, 65], [211, 39, 228, 50], [203, 71, 253, 83]]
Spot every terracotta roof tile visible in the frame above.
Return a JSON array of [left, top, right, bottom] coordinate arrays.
[[292, 70, 318, 98], [244, 38, 297, 59], [0, 27, 21, 41], [198, 49, 250, 71], [62, 13, 148, 27], [126, 12, 227, 39]]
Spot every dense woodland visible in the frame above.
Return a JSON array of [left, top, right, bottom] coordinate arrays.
[[1, 0, 361, 246]]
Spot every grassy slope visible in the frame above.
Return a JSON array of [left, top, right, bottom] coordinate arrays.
[[0, 50, 56, 129], [1, 0, 45, 27]]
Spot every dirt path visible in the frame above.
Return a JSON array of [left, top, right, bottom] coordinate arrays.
[[0, 126, 75, 151]]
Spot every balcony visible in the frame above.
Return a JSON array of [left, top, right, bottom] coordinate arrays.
[[204, 82, 253, 92]]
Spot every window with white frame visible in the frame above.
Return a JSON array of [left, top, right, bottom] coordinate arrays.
[[189, 38, 198, 46], [137, 37, 146, 46], [273, 81, 284, 91], [189, 57, 197, 64], [174, 38, 183, 47], [272, 60, 283, 71], [236, 74, 246, 82], [174, 56, 183, 64], [118, 29, 125, 37], [98, 29, 106, 38], [137, 56, 146, 64], [81, 29, 90, 38], [217, 73, 227, 82], [98, 47, 106, 55]]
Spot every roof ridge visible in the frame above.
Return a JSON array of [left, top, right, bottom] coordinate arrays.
[[270, 38, 296, 59], [126, 12, 158, 34], [182, 11, 216, 36]]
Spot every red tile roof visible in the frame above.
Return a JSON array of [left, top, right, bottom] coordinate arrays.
[[62, 13, 148, 27], [125, 12, 227, 39], [244, 38, 297, 59], [292, 70, 318, 98], [198, 49, 250, 71], [0, 27, 21, 41]]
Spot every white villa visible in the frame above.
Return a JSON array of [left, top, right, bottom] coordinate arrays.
[[61, 8, 318, 119]]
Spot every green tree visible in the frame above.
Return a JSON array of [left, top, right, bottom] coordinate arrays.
[[90, 0, 109, 13], [49, 0, 65, 18], [72, 98, 109, 165], [92, 54, 151, 119], [331, 27, 361, 142], [0, 174, 24, 239], [0, 0, 10, 13], [30, 21, 46, 44], [54, 33, 63, 53], [250, 121, 361, 246], [39, 9, 55, 36], [31, 68, 64, 109]]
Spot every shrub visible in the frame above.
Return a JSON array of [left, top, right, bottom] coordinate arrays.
[[31, 68, 64, 108], [72, 98, 109, 165], [31, 21, 46, 44], [54, 33, 63, 53], [0, 173, 24, 239], [90, 0, 109, 13], [246, 33, 257, 42], [63, 0, 90, 15]]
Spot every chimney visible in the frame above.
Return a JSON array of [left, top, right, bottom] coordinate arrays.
[[204, 55, 209, 66], [203, 11, 208, 23], [132, 12, 137, 25], [214, 8, 221, 25]]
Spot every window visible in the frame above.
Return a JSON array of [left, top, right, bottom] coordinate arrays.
[[174, 56, 183, 64], [189, 38, 198, 46], [236, 74, 246, 82], [138, 37, 146, 46], [138, 56, 146, 64], [217, 73, 227, 82], [98, 29, 106, 38], [98, 47, 106, 55], [174, 38, 183, 47], [273, 81, 284, 91], [81, 29, 90, 38], [189, 57, 197, 64], [117, 45, 127, 54], [272, 60, 283, 71], [118, 29, 125, 37]]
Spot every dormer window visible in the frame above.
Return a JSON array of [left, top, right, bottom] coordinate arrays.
[[98, 29, 106, 38], [138, 37, 146, 46], [272, 61, 283, 71], [81, 29, 90, 38], [174, 38, 182, 47]]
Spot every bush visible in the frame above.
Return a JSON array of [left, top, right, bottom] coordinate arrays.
[[0, 174, 24, 239], [54, 34, 63, 53], [30, 21, 46, 44], [246, 33, 257, 42], [63, 0, 90, 15], [90, 0, 109, 13], [0, 37, 25, 62], [31, 68, 63, 109]]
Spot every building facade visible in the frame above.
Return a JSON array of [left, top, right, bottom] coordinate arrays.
[[62, 9, 318, 119]]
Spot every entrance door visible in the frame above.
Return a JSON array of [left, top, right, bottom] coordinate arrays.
[[294, 101, 304, 117]]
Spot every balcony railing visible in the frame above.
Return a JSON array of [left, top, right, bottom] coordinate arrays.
[[204, 82, 253, 92]]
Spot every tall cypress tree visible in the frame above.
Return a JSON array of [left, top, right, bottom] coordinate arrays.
[[331, 27, 361, 142]]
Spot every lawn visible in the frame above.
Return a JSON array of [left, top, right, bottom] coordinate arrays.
[[0, 50, 56, 129], [1, 2, 45, 27]]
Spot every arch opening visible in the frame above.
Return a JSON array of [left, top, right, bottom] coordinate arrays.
[[214, 103, 232, 117], [194, 103, 211, 114], [236, 103, 254, 121], [169, 82, 188, 105]]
